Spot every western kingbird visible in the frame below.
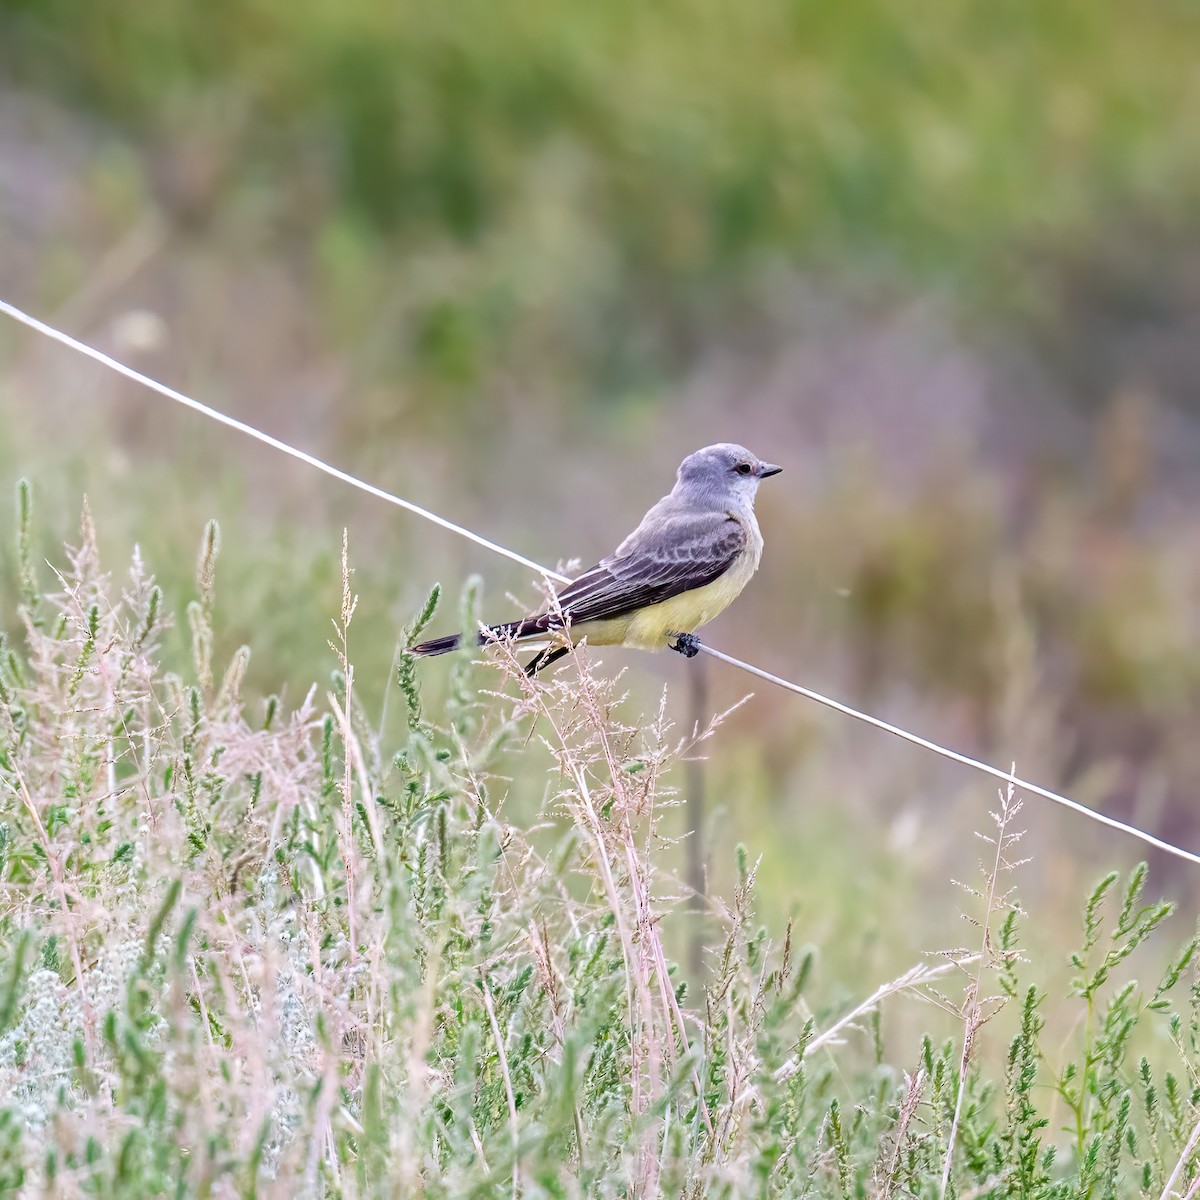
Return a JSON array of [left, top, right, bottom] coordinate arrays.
[[410, 443, 782, 674]]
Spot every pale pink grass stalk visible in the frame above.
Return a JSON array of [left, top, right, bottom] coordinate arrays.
[[1162, 1113, 1200, 1200], [772, 952, 984, 1088], [940, 778, 1026, 1197]]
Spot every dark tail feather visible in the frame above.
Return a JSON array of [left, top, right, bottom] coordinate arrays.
[[409, 615, 553, 658], [408, 632, 467, 658], [524, 645, 570, 676]]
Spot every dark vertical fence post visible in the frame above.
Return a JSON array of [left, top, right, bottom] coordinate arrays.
[[686, 654, 708, 980]]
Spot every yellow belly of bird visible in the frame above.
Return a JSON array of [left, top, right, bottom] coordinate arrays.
[[572, 548, 759, 651]]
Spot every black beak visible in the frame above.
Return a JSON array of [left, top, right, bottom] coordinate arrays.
[[757, 463, 783, 478]]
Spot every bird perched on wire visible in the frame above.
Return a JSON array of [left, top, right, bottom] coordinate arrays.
[[409, 442, 782, 675]]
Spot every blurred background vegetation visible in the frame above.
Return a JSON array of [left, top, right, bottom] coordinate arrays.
[[2, 0, 1200, 985]]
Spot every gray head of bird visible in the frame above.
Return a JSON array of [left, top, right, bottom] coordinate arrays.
[[672, 443, 782, 509]]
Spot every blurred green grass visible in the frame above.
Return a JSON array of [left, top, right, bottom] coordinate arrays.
[[8, 0, 1200, 315], [4, 0, 1200, 978]]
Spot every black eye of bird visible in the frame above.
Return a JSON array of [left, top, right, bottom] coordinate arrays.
[[735, 462, 753, 476]]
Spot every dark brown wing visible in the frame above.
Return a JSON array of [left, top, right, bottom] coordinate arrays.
[[411, 511, 747, 654], [553, 512, 747, 624]]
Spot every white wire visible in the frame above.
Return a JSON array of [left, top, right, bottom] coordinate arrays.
[[0, 299, 569, 586], [3, 296, 1198, 867], [696, 644, 1200, 866]]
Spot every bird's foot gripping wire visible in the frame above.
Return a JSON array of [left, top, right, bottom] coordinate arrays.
[[669, 632, 702, 659]]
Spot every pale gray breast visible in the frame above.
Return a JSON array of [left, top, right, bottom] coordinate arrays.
[[732, 504, 764, 572]]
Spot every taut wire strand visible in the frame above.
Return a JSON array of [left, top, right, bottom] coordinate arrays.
[[3, 297, 1198, 867], [0, 299, 569, 586], [694, 643, 1200, 866]]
